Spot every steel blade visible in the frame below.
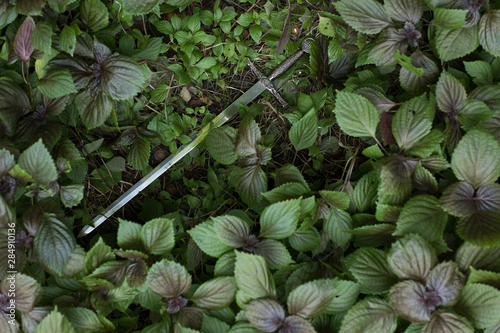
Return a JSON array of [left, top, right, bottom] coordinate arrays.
[[78, 81, 267, 237]]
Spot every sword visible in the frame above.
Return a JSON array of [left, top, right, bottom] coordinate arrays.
[[78, 38, 313, 237]]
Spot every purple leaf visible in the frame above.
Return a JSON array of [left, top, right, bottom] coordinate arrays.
[[276, 0, 291, 57], [15, 17, 35, 62]]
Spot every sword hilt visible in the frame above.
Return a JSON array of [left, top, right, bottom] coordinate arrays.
[[248, 38, 314, 108]]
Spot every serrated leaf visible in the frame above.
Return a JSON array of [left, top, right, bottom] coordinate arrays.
[[469, 85, 500, 114], [201, 314, 230, 333], [393, 107, 431, 150], [122, 0, 160, 14], [440, 182, 476, 217], [214, 252, 236, 277], [324, 208, 352, 247], [61, 307, 110, 333], [280, 315, 316, 333], [100, 54, 147, 100], [422, 312, 473, 333], [455, 241, 500, 273], [389, 280, 432, 322], [325, 279, 361, 314], [287, 279, 335, 319], [38, 69, 77, 99], [260, 198, 301, 239], [334, 91, 380, 137], [117, 218, 143, 250], [15, 17, 35, 62], [394, 195, 448, 241], [235, 165, 267, 206], [456, 211, 500, 246], [141, 218, 175, 255], [426, 261, 465, 306], [76, 90, 112, 129], [191, 277, 236, 310], [289, 109, 318, 151], [245, 298, 285, 332], [406, 129, 444, 158], [235, 117, 260, 156], [436, 71, 466, 113], [451, 129, 500, 188], [464, 61, 493, 86], [369, 28, 407, 68], [59, 25, 76, 56], [339, 298, 397, 333], [213, 215, 250, 248], [454, 283, 500, 329], [253, 239, 293, 270], [432, 8, 467, 29], [335, 0, 392, 34], [34, 308, 76, 333], [289, 229, 321, 252], [275, 164, 309, 188], [353, 171, 378, 212], [60, 185, 84, 208], [476, 184, 500, 214], [261, 183, 309, 203], [344, 248, 397, 294], [188, 221, 233, 258], [385, 0, 423, 23], [468, 267, 500, 288], [319, 16, 335, 37], [479, 11, 500, 57], [18, 139, 57, 186], [457, 99, 493, 130], [351, 223, 396, 248], [378, 154, 414, 205], [320, 190, 350, 210], [34, 213, 75, 275], [206, 127, 238, 165], [84, 237, 115, 274], [147, 260, 192, 299], [400, 51, 440, 95], [31, 21, 52, 54], [249, 25, 262, 43], [388, 234, 438, 281], [435, 25, 479, 62], [234, 251, 276, 303], [0, 273, 41, 312], [80, 0, 109, 33], [129, 136, 150, 171]]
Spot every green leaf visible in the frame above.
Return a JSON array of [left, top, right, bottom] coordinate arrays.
[[0, 79, 30, 135], [141, 218, 175, 255], [234, 251, 276, 303], [201, 315, 230, 333], [436, 71, 466, 114], [59, 25, 76, 56], [479, 10, 500, 57], [100, 54, 147, 100], [131, 37, 162, 61], [389, 280, 432, 322], [117, 218, 143, 250], [189, 221, 233, 258], [455, 241, 500, 273], [18, 139, 57, 186], [60, 185, 84, 208], [280, 316, 316, 333], [61, 307, 110, 333], [454, 283, 500, 329], [253, 239, 293, 270], [469, 85, 500, 114], [385, 0, 423, 23], [16, 0, 45, 16], [334, 91, 380, 137], [0, 273, 40, 312], [406, 129, 444, 158], [435, 25, 479, 62], [368, 28, 407, 68], [249, 25, 262, 43], [32, 21, 53, 54], [275, 164, 309, 188], [260, 198, 301, 239], [475, 184, 500, 214], [378, 154, 414, 205], [213, 215, 250, 248], [34, 214, 76, 275], [388, 234, 437, 281], [191, 277, 237, 310], [400, 51, 440, 95], [394, 50, 424, 77], [320, 190, 350, 210], [234, 165, 267, 206], [324, 208, 352, 247], [214, 252, 236, 277], [196, 57, 217, 70], [129, 136, 151, 171], [422, 312, 473, 333], [439, 182, 476, 217], [334, 0, 392, 34], [394, 195, 448, 241], [287, 279, 335, 319], [147, 260, 192, 299], [413, 162, 438, 194], [289, 229, 322, 252], [38, 69, 77, 99], [34, 308, 76, 333], [353, 171, 379, 212], [84, 237, 115, 274], [80, 0, 109, 33], [318, 16, 335, 37], [76, 91, 113, 129], [392, 107, 431, 150], [261, 183, 309, 203], [468, 267, 500, 288], [235, 117, 260, 156], [432, 8, 467, 29], [206, 127, 238, 165], [289, 109, 318, 151], [464, 61, 493, 86], [339, 298, 397, 333], [325, 279, 361, 315], [122, 0, 160, 14], [451, 129, 500, 188], [344, 248, 397, 294], [456, 211, 500, 246], [0, 149, 15, 176], [245, 298, 285, 332], [457, 99, 493, 130]]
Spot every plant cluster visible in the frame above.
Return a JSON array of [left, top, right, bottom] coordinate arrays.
[[1, 0, 500, 332]]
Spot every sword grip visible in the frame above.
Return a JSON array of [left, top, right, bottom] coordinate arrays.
[[269, 38, 313, 81]]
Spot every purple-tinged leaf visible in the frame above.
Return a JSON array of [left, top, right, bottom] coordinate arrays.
[[385, 0, 423, 24], [436, 71, 466, 114], [422, 312, 473, 333], [456, 211, 500, 246], [389, 280, 432, 322], [245, 298, 285, 332], [276, 0, 291, 57], [426, 261, 465, 306], [14, 17, 35, 62], [479, 10, 500, 57], [279, 315, 316, 333], [440, 182, 475, 217], [16, 0, 46, 16], [455, 241, 500, 273], [400, 51, 439, 95], [147, 260, 192, 299], [75, 90, 112, 130], [475, 184, 500, 214], [339, 298, 397, 333], [388, 234, 437, 281]]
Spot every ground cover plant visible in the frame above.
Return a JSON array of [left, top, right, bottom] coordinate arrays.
[[1, 0, 500, 332]]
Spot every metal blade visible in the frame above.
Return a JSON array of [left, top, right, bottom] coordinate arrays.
[[78, 81, 267, 237]]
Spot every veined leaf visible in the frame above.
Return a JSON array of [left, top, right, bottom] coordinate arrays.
[[0, 78, 31, 136], [84, 237, 115, 274], [387, 234, 437, 281], [325, 279, 361, 314], [38, 69, 77, 99], [260, 198, 301, 239], [289, 229, 321, 252], [0, 273, 40, 312], [206, 127, 238, 165], [60, 308, 111, 333], [287, 279, 335, 319], [476, 184, 500, 214], [353, 171, 379, 212], [245, 298, 285, 332], [454, 283, 500, 329], [147, 260, 192, 299], [389, 280, 432, 322], [76, 90, 113, 130], [123, 0, 161, 14], [129, 136, 151, 171], [188, 221, 233, 258], [464, 61, 493, 86], [117, 218, 143, 251], [439, 182, 476, 217], [422, 312, 473, 333], [368, 28, 408, 68], [456, 211, 500, 246], [394, 195, 448, 241], [334, 91, 380, 137], [280, 316, 316, 332], [400, 51, 440, 95], [344, 248, 397, 294], [320, 190, 350, 210], [436, 71, 466, 114], [34, 308, 76, 333], [16, 0, 46, 16], [60, 185, 84, 208], [101, 54, 147, 100], [234, 165, 267, 206], [213, 215, 250, 248], [141, 218, 175, 255], [394, 50, 424, 77], [80, 0, 109, 33], [406, 129, 444, 158], [275, 163, 309, 188], [59, 25, 76, 57], [413, 161, 438, 194], [392, 106, 432, 150], [385, 0, 423, 23], [253, 239, 293, 270], [451, 129, 500, 188], [426, 261, 465, 306], [15, 17, 35, 62], [289, 109, 318, 151], [455, 241, 500, 273], [334, 0, 393, 34], [234, 251, 276, 303], [339, 298, 397, 333], [324, 208, 352, 247], [457, 99, 493, 130], [432, 8, 467, 29], [34, 213, 76, 275], [201, 315, 230, 333], [378, 154, 414, 205], [435, 25, 479, 62], [479, 10, 500, 57], [235, 117, 260, 156], [261, 182, 309, 203], [191, 277, 236, 310], [468, 267, 500, 288]]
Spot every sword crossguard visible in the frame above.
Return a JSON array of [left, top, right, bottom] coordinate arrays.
[[247, 37, 314, 108]]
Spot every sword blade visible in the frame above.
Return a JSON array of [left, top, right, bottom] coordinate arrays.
[[78, 81, 266, 237]]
